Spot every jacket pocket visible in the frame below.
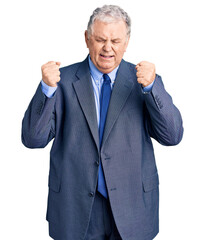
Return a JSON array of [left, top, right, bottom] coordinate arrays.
[[143, 172, 159, 192], [142, 172, 159, 211], [48, 174, 61, 193]]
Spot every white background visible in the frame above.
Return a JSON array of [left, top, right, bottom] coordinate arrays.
[[0, 0, 204, 239]]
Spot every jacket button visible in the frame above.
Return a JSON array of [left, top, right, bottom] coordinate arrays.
[[89, 192, 94, 197], [95, 160, 99, 166]]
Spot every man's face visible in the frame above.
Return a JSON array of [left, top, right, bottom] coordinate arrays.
[[85, 20, 130, 74]]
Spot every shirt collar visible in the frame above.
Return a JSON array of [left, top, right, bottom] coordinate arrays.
[[88, 55, 119, 85]]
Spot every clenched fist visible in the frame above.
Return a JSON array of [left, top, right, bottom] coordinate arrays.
[[41, 61, 61, 87], [135, 61, 156, 87]]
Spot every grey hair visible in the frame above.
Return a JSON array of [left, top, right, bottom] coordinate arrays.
[[87, 5, 131, 38]]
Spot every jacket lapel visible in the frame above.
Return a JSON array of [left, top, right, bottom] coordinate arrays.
[[102, 60, 134, 147], [72, 58, 134, 151], [73, 57, 99, 151]]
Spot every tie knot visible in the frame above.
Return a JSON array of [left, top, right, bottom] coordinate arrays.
[[103, 74, 111, 84]]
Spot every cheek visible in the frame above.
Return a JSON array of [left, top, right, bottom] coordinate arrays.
[[115, 48, 126, 57], [115, 44, 126, 53], [91, 45, 101, 56]]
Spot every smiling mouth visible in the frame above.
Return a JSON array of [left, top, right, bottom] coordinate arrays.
[[100, 54, 114, 59]]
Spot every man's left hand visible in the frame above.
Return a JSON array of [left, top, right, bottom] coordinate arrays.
[[135, 61, 156, 87]]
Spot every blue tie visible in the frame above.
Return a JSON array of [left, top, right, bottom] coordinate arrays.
[[97, 74, 111, 198]]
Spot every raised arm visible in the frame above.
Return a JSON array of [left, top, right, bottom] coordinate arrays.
[[144, 75, 183, 146], [21, 61, 61, 148], [136, 61, 183, 146]]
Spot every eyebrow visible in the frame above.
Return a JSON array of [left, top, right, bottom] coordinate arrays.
[[95, 37, 106, 40], [95, 36, 122, 41]]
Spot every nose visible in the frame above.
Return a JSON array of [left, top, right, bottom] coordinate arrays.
[[103, 41, 112, 52]]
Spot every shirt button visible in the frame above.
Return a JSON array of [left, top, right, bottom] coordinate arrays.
[[89, 192, 94, 197]]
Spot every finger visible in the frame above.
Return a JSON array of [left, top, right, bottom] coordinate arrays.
[[139, 61, 149, 66], [46, 61, 57, 65], [41, 61, 56, 71], [46, 69, 60, 76], [137, 74, 144, 79], [46, 61, 61, 67], [137, 68, 146, 75], [137, 77, 144, 84], [135, 64, 140, 69], [51, 65, 60, 70], [54, 70, 61, 77], [44, 65, 60, 72], [56, 76, 61, 82], [42, 61, 60, 69], [136, 63, 145, 70], [136, 62, 143, 67], [136, 72, 143, 78]]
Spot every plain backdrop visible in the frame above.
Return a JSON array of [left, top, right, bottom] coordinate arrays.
[[0, 0, 204, 239]]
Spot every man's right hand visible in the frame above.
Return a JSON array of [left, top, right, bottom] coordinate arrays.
[[41, 61, 61, 87]]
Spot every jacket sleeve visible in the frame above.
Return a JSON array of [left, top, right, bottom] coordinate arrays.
[[144, 74, 184, 146], [21, 83, 56, 148]]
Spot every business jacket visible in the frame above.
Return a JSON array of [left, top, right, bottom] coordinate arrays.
[[22, 56, 183, 240]]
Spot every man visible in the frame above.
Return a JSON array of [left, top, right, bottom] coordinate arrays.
[[22, 5, 183, 240]]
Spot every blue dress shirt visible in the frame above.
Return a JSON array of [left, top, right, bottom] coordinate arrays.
[[88, 56, 118, 126], [41, 80, 57, 98]]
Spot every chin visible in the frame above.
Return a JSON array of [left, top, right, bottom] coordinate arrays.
[[99, 63, 115, 71], [100, 67, 114, 73]]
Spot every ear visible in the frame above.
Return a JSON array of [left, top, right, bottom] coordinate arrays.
[[85, 30, 89, 48], [124, 36, 130, 52]]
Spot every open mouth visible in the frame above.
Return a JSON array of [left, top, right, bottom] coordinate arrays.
[[100, 54, 114, 59]]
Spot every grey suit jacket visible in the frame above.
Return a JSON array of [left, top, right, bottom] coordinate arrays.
[[22, 56, 183, 240]]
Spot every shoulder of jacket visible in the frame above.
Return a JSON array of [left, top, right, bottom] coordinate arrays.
[[125, 60, 136, 70], [60, 62, 81, 75], [121, 59, 137, 77], [58, 61, 82, 85]]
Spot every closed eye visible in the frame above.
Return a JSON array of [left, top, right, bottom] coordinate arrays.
[[112, 40, 120, 44], [95, 38, 106, 43]]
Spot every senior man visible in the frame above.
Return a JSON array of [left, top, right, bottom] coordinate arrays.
[[22, 5, 183, 240]]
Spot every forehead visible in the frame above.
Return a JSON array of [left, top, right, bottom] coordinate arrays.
[[92, 20, 127, 39]]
